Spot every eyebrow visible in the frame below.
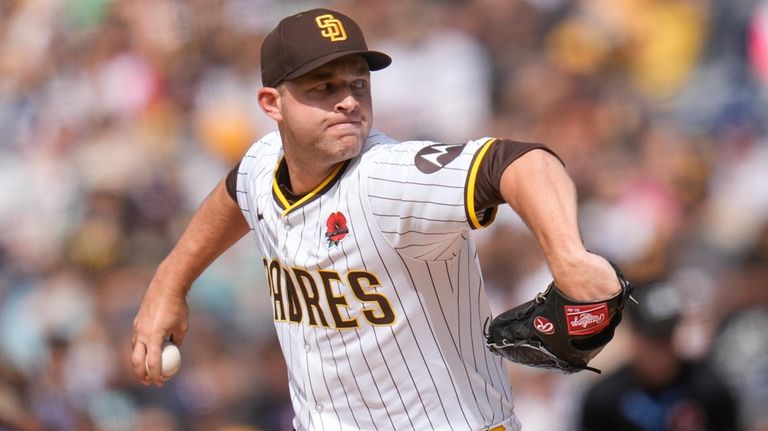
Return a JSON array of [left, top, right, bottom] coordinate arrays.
[[306, 70, 336, 81], [305, 63, 369, 82]]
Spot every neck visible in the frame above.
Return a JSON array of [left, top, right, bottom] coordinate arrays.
[[283, 157, 341, 195]]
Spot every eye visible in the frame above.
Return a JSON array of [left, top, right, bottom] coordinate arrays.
[[351, 80, 368, 89], [312, 83, 332, 92]]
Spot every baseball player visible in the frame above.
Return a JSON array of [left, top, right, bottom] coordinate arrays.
[[131, 8, 621, 430]]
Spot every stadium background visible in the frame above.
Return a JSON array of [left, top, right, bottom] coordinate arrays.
[[0, 0, 767, 430]]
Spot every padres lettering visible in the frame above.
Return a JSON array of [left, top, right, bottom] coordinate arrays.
[[315, 14, 347, 42], [264, 258, 396, 328]]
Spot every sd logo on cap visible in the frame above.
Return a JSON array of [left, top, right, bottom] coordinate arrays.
[[260, 8, 391, 88]]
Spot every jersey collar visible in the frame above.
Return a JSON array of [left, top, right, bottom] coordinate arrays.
[[272, 157, 351, 217]]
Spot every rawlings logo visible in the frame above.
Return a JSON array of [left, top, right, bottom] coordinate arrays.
[[570, 313, 605, 328], [325, 212, 349, 248], [534, 316, 555, 335], [565, 304, 609, 335]]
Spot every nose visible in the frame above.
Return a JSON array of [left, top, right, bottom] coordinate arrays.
[[335, 90, 359, 113]]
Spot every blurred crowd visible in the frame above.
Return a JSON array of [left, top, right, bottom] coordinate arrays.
[[0, 0, 767, 430]]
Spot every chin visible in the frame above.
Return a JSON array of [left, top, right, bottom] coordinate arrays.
[[334, 134, 364, 158], [335, 143, 363, 162]]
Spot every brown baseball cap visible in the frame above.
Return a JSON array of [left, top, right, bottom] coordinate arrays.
[[261, 8, 392, 88]]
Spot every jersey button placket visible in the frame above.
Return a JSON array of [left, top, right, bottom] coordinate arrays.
[[281, 215, 291, 255]]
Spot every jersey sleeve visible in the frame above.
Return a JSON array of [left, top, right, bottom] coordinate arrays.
[[225, 161, 241, 203], [364, 137, 558, 261], [364, 138, 493, 261]]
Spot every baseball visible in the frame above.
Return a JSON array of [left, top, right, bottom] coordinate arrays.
[[145, 342, 182, 378]]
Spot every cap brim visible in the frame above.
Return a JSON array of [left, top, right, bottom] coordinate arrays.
[[276, 50, 392, 85]]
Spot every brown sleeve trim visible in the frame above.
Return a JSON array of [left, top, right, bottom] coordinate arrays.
[[225, 161, 241, 203], [473, 139, 562, 213]]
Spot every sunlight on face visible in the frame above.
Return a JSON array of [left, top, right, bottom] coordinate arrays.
[[277, 55, 373, 167]]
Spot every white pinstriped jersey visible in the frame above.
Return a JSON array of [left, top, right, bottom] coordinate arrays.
[[236, 129, 520, 431]]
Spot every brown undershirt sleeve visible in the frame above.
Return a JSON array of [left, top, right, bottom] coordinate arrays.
[[474, 139, 563, 211], [225, 161, 241, 203]]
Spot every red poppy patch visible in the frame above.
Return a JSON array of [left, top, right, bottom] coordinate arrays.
[[325, 212, 349, 248]]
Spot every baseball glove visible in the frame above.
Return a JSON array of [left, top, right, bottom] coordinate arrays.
[[485, 262, 633, 374]]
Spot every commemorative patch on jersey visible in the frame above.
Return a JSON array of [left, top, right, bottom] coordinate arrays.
[[414, 144, 465, 174], [325, 211, 349, 248], [564, 303, 609, 336]]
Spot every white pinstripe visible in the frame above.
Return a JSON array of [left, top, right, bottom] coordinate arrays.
[[236, 130, 520, 431]]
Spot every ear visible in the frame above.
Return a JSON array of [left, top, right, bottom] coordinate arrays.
[[258, 87, 282, 122]]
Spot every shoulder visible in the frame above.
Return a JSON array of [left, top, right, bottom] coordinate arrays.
[[245, 131, 282, 157], [361, 129, 400, 154], [357, 134, 504, 184], [361, 130, 494, 161], [241, 131, 282, 168], [359, 129, 410, 164]]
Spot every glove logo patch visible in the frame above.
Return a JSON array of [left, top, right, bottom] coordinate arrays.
[[534, 316, 555, 335], [565, 303, 609, 335]]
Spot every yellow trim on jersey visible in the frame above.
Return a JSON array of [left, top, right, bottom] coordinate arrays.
[[466, 138, 498, 229], [272, 158, 347, 217], [272, 158, 291, 209]]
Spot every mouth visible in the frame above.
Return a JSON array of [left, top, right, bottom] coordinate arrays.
[[328, 118, 362, 128], [329, 121, 360, 127], [327, 122, 364, 135]]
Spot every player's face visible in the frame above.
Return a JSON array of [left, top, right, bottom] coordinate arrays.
[[277, 55, 373, 164]]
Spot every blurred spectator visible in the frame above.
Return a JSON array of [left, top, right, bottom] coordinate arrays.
[[750, 0, 768, 83], [579, 280, 739, 431], [708, 240, 768, 431], [366, 0, 494, 142], [0, 0, 766, 428], [711, 305, 768, 431], [0, 355, 43, 431]]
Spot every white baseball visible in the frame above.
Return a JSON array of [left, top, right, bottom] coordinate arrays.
[[145, 342, 182, 378]]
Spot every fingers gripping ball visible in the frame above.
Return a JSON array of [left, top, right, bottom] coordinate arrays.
[[145, 342, 182, 378], [485, 262, 633, 374]]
